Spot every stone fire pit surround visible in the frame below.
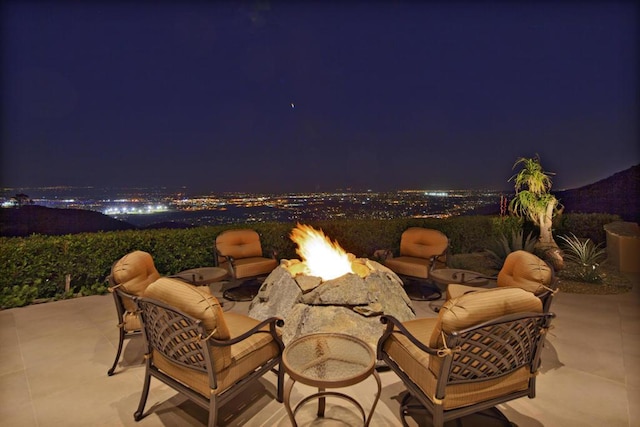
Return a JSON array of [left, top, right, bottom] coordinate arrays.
[[247, 257, 416, 352]]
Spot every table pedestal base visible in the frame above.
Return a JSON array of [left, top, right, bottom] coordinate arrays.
[[284, 371, 381, 427]]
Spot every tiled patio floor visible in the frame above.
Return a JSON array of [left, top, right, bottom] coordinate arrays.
[[1, 274, 638, 427]]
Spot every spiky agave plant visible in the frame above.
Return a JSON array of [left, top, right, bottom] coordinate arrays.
[[486, 230, 536, 269], [558, 233, 606, 282]]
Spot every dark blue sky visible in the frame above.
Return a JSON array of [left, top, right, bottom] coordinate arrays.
[[2, 1, 638, 193]]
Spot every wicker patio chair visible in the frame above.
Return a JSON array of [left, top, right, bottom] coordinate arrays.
[[447, 250, 559, 312], [384, 227, 449, 301], [106, 250, 161, 375], [133, 278, 285, 427], [377, 287, 555, 427]]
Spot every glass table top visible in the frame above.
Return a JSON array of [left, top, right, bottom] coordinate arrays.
[[283, 333, 375, 387]]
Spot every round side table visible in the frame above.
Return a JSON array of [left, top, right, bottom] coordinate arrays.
[[429, 268, 489, 287], [282, 333, 381, 427], [171, 267, 228, 286]]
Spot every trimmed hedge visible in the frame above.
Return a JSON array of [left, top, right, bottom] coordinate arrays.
[[0, 213, 620, 308]]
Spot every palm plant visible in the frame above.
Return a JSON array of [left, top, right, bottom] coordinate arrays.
[[509, 155, 563, 267]]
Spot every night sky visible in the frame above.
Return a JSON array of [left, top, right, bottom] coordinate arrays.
[[2, 1, 638, 194]]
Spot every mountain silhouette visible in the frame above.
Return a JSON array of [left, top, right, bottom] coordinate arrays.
[[554, 164, 639, 222], [0, 205, 136, 237]]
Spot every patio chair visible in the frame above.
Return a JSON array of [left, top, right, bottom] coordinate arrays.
[[447, 250, 558, 312], [384, 227, 449, 301], [133, 278, 285, 427], [214, 229, 278, 301], [377, 287, 554, 427], [106, 250, 161, 376]]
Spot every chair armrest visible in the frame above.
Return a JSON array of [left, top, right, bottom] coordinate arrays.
[[428, 247, 449, 270], [377, 315, 439, 360], [215, 251, 236, 277], [208, 317, 285, 349]]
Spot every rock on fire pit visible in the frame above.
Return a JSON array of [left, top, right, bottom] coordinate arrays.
[[247, 257, 415, 352]]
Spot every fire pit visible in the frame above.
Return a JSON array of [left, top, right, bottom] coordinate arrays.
[[248, 224, 415, 353]]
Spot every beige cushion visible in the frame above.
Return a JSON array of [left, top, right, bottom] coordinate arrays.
[[383, 287, 541, 410], [216, 229, 264, 260], [111, 251, 161, 296], [400, 228, 448, 260], [116, 292, 141, 331], [144, 278, 233, 371], [122, 311, 142, 332], [430, 287, 542, 348], [384, 256, 431, 279], [498, 251, 552, 295], [151, 312, 280, 397], [383, 317, 531, 410], [144, 278, 229, 339], [220, 256, 277, 279], [384, 228, 448, 279], [445, 284, 490, 300]]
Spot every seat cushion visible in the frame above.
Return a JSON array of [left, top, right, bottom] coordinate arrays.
[[400, 228, 448, 260], [144, 278, 230, 340], [216, 229, 264, 260], [498, 250, 552, 295], [152, 312, 280, 397], [225, 257, 278, 279], [384, 256, 430, 279], [427, 287, 542, 378], [383, 317, 532, 410], [111, 251, 161, 296], [430, 287, 542, 349], [445, 283, 489, 300], [122, 311, 142, 332], [145, 278, 234, 371]]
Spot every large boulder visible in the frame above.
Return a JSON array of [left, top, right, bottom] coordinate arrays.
[[248, 259, 415, 353]]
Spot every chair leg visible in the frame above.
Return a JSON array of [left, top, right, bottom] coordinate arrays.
[[276, 364, 284, 402], [208, 394, 218, 427], [400, 391, 443, 427], [134, 370, 152, 421], [107, 327, 125, 376]]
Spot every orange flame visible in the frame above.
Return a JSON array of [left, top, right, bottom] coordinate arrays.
[[289, 223, 353, 281]]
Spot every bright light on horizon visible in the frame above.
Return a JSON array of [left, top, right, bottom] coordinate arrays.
[[103, 204, 168, 216]]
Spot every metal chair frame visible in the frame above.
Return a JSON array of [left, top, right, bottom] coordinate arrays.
[[377, 311, 555, 427], [133, 296, 285, 427], [107, 286, 142, 376]]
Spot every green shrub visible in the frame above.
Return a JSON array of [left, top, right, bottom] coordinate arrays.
[[554, 213, 621, 245], [0, 284, 38, 308], [0, 213, 613, 308]]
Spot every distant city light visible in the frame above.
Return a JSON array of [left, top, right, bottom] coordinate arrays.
[[103, 204, 168, 215], [1, 187, 503, 226]]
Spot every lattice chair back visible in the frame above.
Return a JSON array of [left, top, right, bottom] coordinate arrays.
[[136, 298, 213, 381], [377, 286, 555, 427], [131, 280, 285, 427], [435, 311, 552, 398]]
